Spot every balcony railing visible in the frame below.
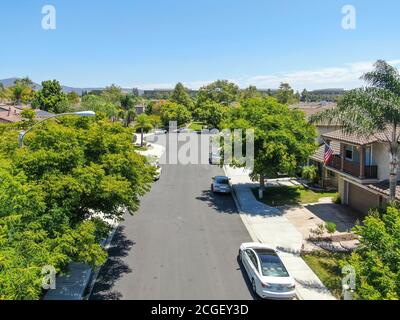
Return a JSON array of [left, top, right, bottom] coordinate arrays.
[[327, 155, 378, 179]]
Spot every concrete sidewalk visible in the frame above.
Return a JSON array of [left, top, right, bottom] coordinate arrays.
[[224, 166, 336, 300]]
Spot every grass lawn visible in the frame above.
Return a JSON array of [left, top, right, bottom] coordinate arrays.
[[252, 186, 338, 206], [188, 122, 205, 131], [134, 146, 148, 151], [301, 251, 349, 299]]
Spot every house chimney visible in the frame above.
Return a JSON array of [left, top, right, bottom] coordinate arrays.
[[8, 107, 11, 116]]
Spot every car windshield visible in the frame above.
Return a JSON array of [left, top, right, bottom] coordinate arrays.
[[257, 251, 289, 277], [215, 177, 229, 184]]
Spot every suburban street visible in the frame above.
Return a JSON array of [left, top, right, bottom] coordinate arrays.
[[90, 135, 254, 300]]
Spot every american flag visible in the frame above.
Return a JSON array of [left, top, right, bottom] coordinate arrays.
[[324, 143, 334, 164]]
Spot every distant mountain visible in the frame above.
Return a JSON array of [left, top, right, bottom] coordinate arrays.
[[0, 78, 42, 89], [0, 78, 109, 95]]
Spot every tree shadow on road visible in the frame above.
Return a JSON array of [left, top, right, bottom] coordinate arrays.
[[196, 190, 238, 215], [90, 226, 134, 300]]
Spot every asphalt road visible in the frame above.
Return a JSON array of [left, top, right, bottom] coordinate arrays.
[[90, 135, 254, 300]]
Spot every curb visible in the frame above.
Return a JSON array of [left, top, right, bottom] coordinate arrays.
[[223, 166, 303, 300], [84, 222, 119, 300]]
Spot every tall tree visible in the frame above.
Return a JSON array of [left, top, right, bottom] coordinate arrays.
[[197, 80, 240, 106], [0, 83, 6, 102], [222, 97, 317, 197], [171, 83, 195, 111], [311, 60, 400, 202], [80, 94, 118, 119], [135, 114, 153, 147], [195, 101, 227, 129], [276, 82, 298, 105], [161, 102, 191, 128], [0, 116, 154, 299], [120, 93, 139, 127], [67, 91, 80, 105], [9, 78, 34, 105], [241, 86, 261, 99], [31, 80, 69, 113], [102, 84, 123, 106], [301, 89, 309, 102]]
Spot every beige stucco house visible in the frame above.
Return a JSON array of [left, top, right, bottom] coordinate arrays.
[[310, 129, 398, 215]]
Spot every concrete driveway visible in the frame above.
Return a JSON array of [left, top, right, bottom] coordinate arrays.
[[283, 202, 358, 241]]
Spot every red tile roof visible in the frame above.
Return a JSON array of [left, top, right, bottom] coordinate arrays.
[[322, 127, 396, 146]]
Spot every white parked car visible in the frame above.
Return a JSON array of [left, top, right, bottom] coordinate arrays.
[[154, 163, 162, 180], [154, 129, 167, 135], [239, 243, 296, 300], [147, 156, 162, 180], [179, 128, 193, 133]]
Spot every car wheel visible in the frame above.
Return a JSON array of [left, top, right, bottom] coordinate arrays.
[[252, 279, 257, 294]]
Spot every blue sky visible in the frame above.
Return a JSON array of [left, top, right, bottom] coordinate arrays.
[[1, 0, 400, 90]]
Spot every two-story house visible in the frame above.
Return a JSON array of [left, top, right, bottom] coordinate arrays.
[[310, 128, 398, 215]]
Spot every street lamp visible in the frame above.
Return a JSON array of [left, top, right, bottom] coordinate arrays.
[[18, 111, 96, 148]]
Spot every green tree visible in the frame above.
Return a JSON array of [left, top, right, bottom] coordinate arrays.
[[222, 97, 317, 197], [241, 86, 261, 100], [171, 83, 195, 111], [311, 60, 400, 201], [31, 80, 69, 114], [302, 165, 319, 184], [135, 114, 153, 147], [0, 116, 155, 299], [195, 101, 227, 129], [0, 83, 9, 102], [102, 84, 123, 106], [9, 78, 34, 105], [161, 102, 192, 127], [301, 89, 309, 102], [343, 206, 400, 300], [120, 94, 140, 127], [197, 80, 240, 106], [67, 91, 80, 105], [80, 94, 118, 119], [276, 83, 298, 105], [20, 108, 36, 129]]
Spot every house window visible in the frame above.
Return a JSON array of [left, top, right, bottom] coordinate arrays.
[[345, 146, 353, 161]]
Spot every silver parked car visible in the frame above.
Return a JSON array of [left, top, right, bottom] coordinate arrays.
[[211, 176, 231, 194]]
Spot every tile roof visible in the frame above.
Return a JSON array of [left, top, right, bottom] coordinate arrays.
[[0, 105, 54, 123], [368, 180, 400, 200], [0, 106, 22, 122], [310, 140, 341, 163], [322, 127, 396, 146]]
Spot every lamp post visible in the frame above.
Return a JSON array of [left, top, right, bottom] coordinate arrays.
[[18, 111, 96, 148]]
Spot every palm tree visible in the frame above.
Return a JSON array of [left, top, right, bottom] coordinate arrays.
[[10, 78, 33, 105], [120, 93, 140, 127], [124, 108, 137, 127], [135, 114, 153, 147], [311, 60, 400, 202]]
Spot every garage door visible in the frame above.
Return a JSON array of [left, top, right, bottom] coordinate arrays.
[[348, 183, 379, 216]]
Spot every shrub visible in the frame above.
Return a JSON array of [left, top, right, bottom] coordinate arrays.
[[333, 194, 341, 204], [325, 221, 337, 234], [302, 165, 319, 184]]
